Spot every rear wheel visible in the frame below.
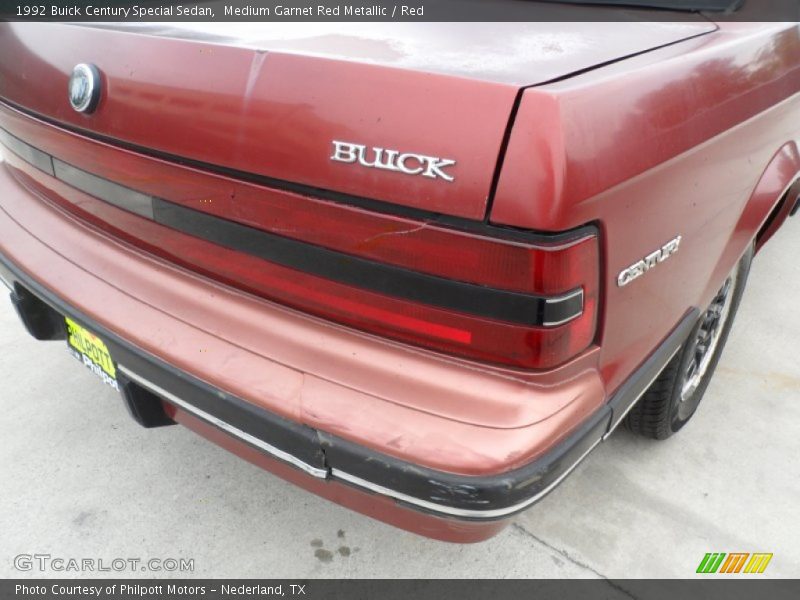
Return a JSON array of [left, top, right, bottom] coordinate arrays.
[[625, 245, 753, 439]]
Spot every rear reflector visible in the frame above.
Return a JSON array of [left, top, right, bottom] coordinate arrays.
[[2, 128, 599, 370]]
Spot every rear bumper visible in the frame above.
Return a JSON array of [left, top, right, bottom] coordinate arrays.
[[1, 249, 609, 527], [3, 154, 687, 541]]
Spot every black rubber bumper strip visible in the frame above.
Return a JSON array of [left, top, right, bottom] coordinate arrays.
[[0, 126, 586, 328], [0, 256, 328, 471], [322, 407, 611, 519], [0, 252, 617, 520]]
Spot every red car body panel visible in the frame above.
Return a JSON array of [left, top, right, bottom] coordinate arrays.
[[493, 23, 800, 394], [0, 23, 513, 221], [0, 20, 798, 541], [0, 21, 718, 219]]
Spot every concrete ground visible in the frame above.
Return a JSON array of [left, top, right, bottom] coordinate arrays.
[[0, 221, 798, 580]]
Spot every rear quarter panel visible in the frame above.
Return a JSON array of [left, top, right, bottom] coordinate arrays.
[[491, 23, 800, 394]]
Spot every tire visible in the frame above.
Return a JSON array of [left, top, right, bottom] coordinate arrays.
[[624, 244, 754, 439]]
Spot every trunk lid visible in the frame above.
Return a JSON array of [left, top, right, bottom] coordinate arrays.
[[0, 21, 714, 220]]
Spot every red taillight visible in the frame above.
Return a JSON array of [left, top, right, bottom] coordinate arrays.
[[5, 137, 599, 370], [157, 218, 600, 370], [54, 188, 598, 370]]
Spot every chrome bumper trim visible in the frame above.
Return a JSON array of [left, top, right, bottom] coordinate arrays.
[[118, 365, 329, 480], [117, 365, 602, 519], [332, 437, 601, 519], [0, 270, 12, 290]]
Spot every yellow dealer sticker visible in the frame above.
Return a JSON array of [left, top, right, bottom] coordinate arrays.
[[65, 317, 119, 390]]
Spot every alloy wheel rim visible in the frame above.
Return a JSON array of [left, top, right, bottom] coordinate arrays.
[[679, 269, 738, 403]]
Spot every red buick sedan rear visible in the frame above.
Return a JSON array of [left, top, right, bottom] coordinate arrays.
[[0, 19, 798, 541]]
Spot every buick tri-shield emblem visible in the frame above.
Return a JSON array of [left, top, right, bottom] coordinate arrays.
[[68, 63, 101, 114]]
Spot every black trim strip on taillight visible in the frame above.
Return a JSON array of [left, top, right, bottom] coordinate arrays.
[[152, 200, 584, 327], [0, 127, 54, 176], [0, 127, 586, 328], [53, 158, 154, 219]]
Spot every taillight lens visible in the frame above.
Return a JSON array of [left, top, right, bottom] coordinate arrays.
[[139, 217, 599, 370], [152, 227, 599, 369], [52, 183, 598, 369], [6, 143, 599, 370]]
